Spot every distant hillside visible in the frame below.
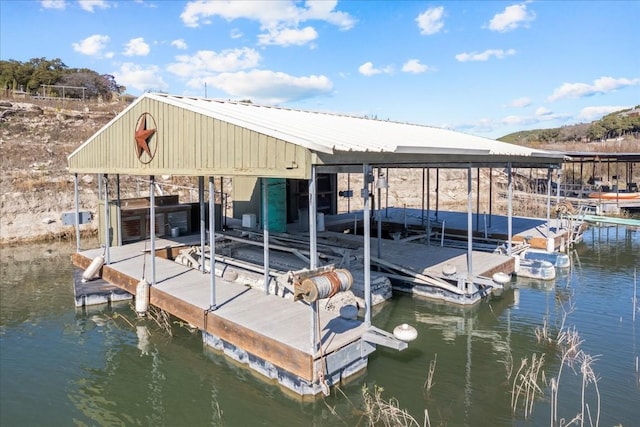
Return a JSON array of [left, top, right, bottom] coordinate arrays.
[[499, 106, 640, 146]]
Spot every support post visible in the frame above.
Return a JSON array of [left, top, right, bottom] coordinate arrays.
[[103, 174, 110, 264], [476, 167, 480, 232], [308, 167, 318, 355], [209, 176, 217, 310], [150, 175, 156, 286], [421, 168, 425, 226], [467, 165, 473, 279], [507, 163, 513, 256], [426, 168, 430, 246], [116, 174, 122, 246], [363, 164, 372, 326], [74, 173, 80, 252], [546, 167, 552, 235], [377, 167, 382, 259], [489, 168, 493, 227], [435, 168, 440, 220], [263, 178, 270, 295], [199, 176, 206, 273]]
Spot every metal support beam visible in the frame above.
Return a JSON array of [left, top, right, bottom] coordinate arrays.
[[199, 177, 206, 273], [116, 174, 122, 246], [489, 168, 493, 227], [362, 326, 408, 351], [363, 163, 372, 326], [476, 167, 480, 232], [74, 173, 80, 252], [467, 165, 473, 279], [150, 175, 156, 286], [435, 168, 440, 220], [308, 167, 318, 355], [546, 167, 552, 234], [507, 163, 513, 256], [377, 167, 382, 259], [209, 176, 217, 310], [426, 168, 430, 246], [103, 174, 110, 265], [263, 178, 270, 295]]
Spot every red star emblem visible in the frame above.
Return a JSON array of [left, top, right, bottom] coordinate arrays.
[[134, 113, 157, 163]]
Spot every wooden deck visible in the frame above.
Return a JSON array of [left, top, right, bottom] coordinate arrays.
[[72, 240, 370, 394]]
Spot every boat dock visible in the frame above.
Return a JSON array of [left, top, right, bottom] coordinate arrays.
[[66, 92, 568, 397]]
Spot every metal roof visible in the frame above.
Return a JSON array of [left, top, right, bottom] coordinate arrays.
[[561, 151, 640, 162], [154, 93, 564, 160], [68, 92, 566, 178]]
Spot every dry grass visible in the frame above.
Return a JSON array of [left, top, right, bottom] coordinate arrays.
[[511, 353, 546, 419], [423, 354, 437, 394], [359, 384, 421, 427]]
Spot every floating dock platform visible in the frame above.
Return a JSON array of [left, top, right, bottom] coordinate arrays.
[[72, 240, 404, 397]]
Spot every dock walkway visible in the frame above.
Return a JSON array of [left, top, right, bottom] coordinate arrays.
[[73, 240, 371, 396]]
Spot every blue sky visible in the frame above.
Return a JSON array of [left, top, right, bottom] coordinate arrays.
[[1, 0, 638, 138]]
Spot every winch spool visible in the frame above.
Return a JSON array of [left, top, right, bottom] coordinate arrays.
[[294, 268, 353, 303]]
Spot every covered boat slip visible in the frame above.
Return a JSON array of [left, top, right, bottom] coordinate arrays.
[[67, 92, 566, 396], [73, 240, 372, 396]]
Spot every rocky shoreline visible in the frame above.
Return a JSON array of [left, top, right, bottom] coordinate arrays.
[[0, 99, 115, 246]]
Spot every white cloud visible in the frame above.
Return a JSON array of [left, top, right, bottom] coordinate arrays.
[[230, 28, 243, 39], [78, 0, 110, 13], [358, 62, 393, 76], [548, 76, 640, 102], [193, 70, 333, 104], [455, 48, 516, 62], [41, 0, 65, 10], [401, 59, 434, 74], [112, 63, 168, 92], [535, 107, 552, 116], [416, 6, 445, 35], [167, 48, 261, 77], [72, 34, 111, 57], [509, 97, 531, 108], [487, 3, 535, 32], [180, 1, 355, 47], [171, 39, 188, 50], [258, 26, 318, 47], [123, 37, 150, 56], [577, 105, 632, 121]]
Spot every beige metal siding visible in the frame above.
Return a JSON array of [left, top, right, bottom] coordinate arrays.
[[68, 97, 311, 179]]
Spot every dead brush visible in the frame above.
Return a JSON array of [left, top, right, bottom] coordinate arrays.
[[511, 353, 546, 419], [359, 384, 421, 427], [423, 354, 437, 394], [550, 327, 602, 427]]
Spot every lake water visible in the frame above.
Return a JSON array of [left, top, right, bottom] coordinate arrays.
[[1, 224, 638, 426]]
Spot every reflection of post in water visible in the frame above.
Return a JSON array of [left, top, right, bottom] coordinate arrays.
[[147, 341, 165, 425]]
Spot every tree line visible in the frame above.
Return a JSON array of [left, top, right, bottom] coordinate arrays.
[[0, 57, 125, 101], [586, 108, 640, 141], [501, 106, 640, 144]]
